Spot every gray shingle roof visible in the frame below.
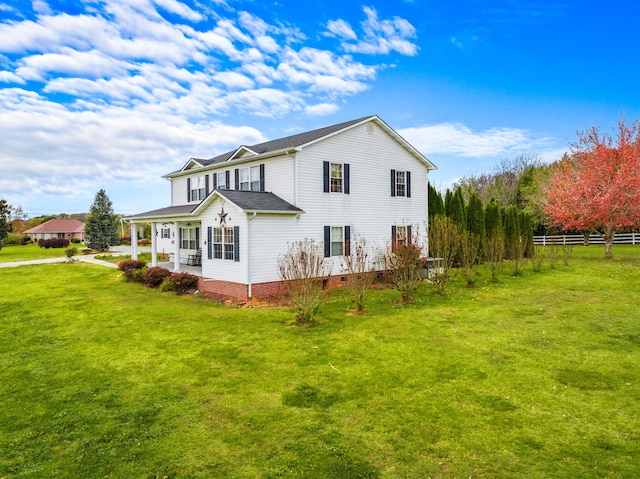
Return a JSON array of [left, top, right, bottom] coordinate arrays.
[[215, 190, 303, 213], [194, 116, 372, 167], [125, 204, 197, 220]]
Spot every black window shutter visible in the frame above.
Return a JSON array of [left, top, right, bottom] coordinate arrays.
[[324, 226, 331, 257], [390, 170, 396, 197], [195, 227, 200, 248], [406, 171, 411, 198], [344, 163, 350, 194], [407, 225, 412, 244], [179, 228, 183, 246], [225, 170, 230, 190], [233, 225, 240, 262], [207, 227, 212, 259], [187, 178, 191, 202], [323, 161, 330, 193], [259, 164, 265, 192], [344, 225, 351, 256], [205, 175, 210, 196], [391, 225, 397, 250], [212, 173, 217, 190], [234, 169, 239, 190]]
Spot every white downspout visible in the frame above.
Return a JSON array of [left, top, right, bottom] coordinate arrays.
[[247, 212, 257, 300]]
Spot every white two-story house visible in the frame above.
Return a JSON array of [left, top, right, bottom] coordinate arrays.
[[124, 115, 436, 300]]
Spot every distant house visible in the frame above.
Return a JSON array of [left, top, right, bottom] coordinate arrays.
[[124, 115, 436, 301], [24, 219, 85, 241]]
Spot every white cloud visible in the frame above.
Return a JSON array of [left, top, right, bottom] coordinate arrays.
[[213, 71, 255, 90], [326, 19, 357, 40], [399, 122, 554, 158], [305, 102, 340, 116], [154, 0, 204, 22], [327, 7, 418, 56]]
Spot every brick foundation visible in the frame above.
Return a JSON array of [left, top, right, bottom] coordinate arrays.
[[197, 274, 353, 302]]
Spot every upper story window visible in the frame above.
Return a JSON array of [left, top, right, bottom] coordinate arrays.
[[240, 166, 261, 191], [234, 164, 265, 191], [390, 169, 411, 198], [331, 163, 343, 193], [189, 175, 207, 202], [217, 171, 227, 190], [323, 161, 350, 194]]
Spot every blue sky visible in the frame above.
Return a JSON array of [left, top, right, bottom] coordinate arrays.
[[1, 0, 640, 216]]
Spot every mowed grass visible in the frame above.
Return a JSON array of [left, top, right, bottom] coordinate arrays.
[[1, 246, 639, 478], [0, 244, 74, 262]]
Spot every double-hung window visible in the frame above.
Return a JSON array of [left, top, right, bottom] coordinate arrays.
[[181, 227, 198, 250], [323, 161, 350, 194], [239, 165, 260, 191], [189, 176, 207, 201], [208, 226, 240, 261], [217, 171, 227, 190], [390, 169, 411, 197], [323, 225, 351, 257], [391, 225, 412, 250]]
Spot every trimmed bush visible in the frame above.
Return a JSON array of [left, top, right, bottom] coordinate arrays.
[[143, 266, 171, 288], [65, 247, 78, 259], [38, 238, 70, 248], [117, 259, 147, 282], [70, 237, 82, 244], [4, 233, 30, 246], [161, 272, 199, 294]]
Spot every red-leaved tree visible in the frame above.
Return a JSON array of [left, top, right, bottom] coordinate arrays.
[[545, 119, 640, 257]]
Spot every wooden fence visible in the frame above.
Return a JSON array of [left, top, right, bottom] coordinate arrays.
[[533, 233, 640, 246]]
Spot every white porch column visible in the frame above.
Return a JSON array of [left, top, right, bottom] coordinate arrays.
[[131, 223, 139, 260], [173, 221, 181, 271], [150, 222, 158, 267]]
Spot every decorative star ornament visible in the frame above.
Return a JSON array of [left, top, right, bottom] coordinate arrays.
[[218, 207, 229, 226]]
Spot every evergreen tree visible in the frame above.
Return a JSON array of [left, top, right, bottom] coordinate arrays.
[[485, 198, 503, 236], [503, 206, 520, 260], [519, 211, 535, 258], [0, 199, 11, 250], [85, 189, 120, 251], [466, 192, 486, 258], [444, 189, 454, 217], [448, 187, 467, 230], [428, 183, 444, 218]]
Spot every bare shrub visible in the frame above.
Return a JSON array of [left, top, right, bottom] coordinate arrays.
[[384, 236, 423, 303], [278, 239, 326, 325], [459, 230, 481, 287], [531, 245, 545, 272], [486, 232, 505, 282], [562, 244, 573, 266], [511, 237, 527, 277], [547, 242, 560, 269], [342, 235, 375, 312], [428, 215, 460, 293]]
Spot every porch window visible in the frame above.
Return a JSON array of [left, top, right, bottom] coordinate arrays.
[[181, 227, 198, 250], [161, 228, 170, 239]]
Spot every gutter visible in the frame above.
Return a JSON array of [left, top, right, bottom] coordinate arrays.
[[247, 212, 257, 301]]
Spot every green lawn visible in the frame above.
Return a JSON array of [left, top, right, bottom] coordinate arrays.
[[0, 243, 83, 262], [1, 246, 639, 478]]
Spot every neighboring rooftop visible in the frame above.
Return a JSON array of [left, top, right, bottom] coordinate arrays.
[[24, 218, 85, 234]]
